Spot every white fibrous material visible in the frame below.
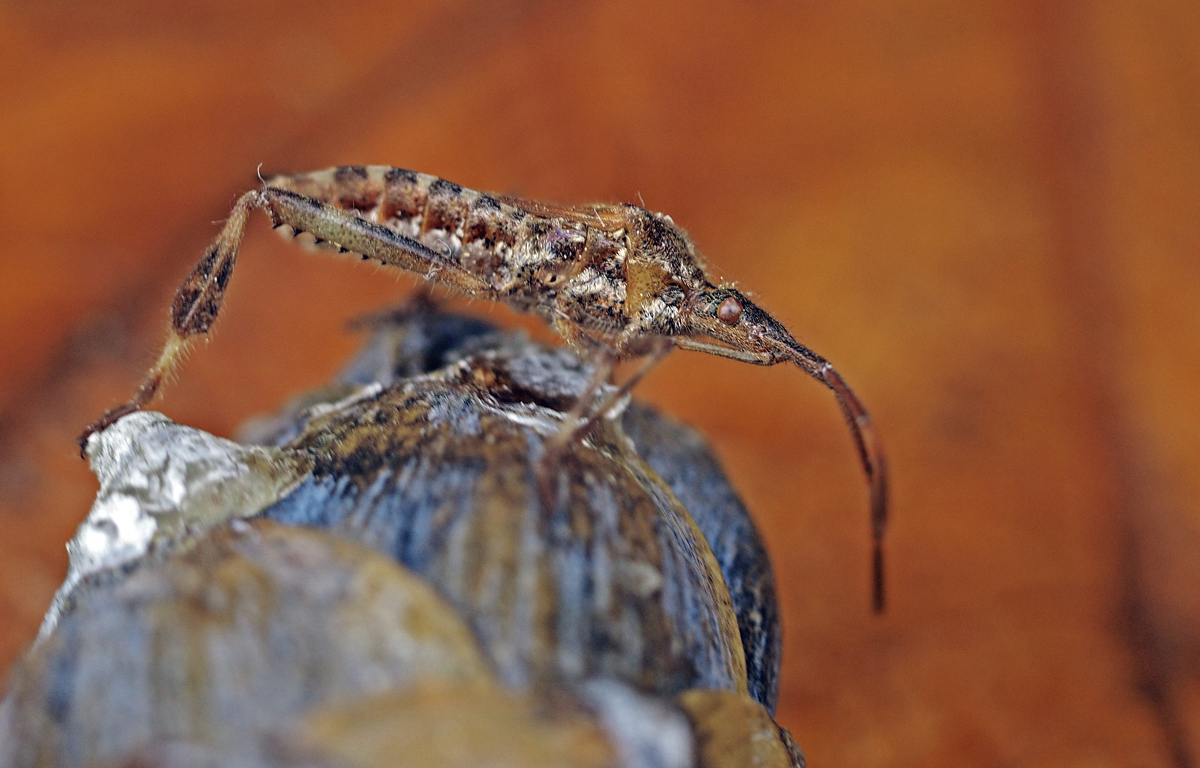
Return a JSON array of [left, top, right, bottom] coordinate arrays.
[[39, 412, 307, 639]]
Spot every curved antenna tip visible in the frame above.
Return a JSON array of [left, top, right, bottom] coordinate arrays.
[[786, 354, 889, 614]]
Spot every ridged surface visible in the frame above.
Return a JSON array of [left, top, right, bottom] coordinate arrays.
[[261, 367, 748, 696], [0, 311, 800, 767], [0, 521, 496, 767], [246, 308, 780, 706]]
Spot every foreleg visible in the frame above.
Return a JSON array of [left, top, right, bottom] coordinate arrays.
[[535, 331, 673, 512]]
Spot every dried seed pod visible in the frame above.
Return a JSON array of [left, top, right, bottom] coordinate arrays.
[[4, 303, 803, 767], [2, 521, 496, 767], [245, 304, 779, 704], [6, 521, 795, 768], [258, 347, 749, 696]]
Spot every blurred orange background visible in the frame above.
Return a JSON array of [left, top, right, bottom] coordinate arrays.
[[1, 1, 1198, 765]]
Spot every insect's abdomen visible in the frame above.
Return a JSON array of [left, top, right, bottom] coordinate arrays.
[[265, 166, 585, 297]]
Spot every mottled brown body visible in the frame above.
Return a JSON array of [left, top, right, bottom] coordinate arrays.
[[264, 165, 703, 353], [82, 165, 889, 610]]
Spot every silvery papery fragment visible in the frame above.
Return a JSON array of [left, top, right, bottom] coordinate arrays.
[[40, 411, 308, 638]]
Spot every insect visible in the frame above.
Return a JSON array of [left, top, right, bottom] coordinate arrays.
[[79, 165, 889, 610]]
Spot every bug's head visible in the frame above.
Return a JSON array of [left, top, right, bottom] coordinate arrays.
[[686, 286, 804, 363], [684, 284, 890, 613]]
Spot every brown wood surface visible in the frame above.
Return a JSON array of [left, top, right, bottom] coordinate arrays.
[[1, 1, 1197, 765]]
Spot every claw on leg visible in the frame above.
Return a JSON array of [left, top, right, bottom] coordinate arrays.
[[77, 191, 258, 452], [77, 333, 193, 457]]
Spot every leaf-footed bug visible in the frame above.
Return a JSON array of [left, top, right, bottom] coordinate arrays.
[[79, 165, 889, 611]]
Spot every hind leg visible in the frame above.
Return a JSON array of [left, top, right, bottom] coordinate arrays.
[[79, 186, 486, 453]]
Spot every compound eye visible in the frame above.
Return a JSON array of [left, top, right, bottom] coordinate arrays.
[[717, 296, 743, 325]]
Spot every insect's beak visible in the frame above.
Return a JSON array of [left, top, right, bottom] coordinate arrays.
[[687, 286, 890, 612]]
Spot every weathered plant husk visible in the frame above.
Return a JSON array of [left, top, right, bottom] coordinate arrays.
[[0, 305, 799, 768]]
